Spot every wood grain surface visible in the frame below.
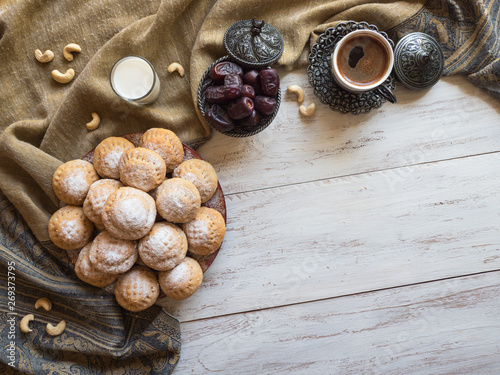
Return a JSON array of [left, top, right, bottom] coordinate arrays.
[[177, 271, 500, 374], [197, 73, 500, 195], [159, 151, 500, 320], [165, 70, 500, 373]]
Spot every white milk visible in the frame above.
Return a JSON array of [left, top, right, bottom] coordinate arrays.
[[111, 56, 160, 104]]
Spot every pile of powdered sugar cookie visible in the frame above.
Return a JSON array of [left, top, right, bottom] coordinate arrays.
[[48, 128, 226, 312]]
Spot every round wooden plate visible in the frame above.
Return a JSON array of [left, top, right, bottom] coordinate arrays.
[[66, 132, 227, 274]]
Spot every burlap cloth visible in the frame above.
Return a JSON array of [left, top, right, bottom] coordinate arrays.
[[0, 0, 498, 373]]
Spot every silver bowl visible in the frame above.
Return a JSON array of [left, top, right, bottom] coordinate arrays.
[[197, 55, 281, 137]]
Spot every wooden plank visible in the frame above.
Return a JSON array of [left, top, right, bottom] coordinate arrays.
[[174, 271, 500, 374], [197, 73, 500, 195], [158, 152, 500, 320]]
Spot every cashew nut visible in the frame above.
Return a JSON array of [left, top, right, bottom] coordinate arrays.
[[35, 297, 52, 311], [287, 85, 305, 104], [86, 112, 100, 130], [20, 314, 35, 333], [168, 62, 184, 77], [46, 320, 66, 336], [299, 103, 316, 117], [63, 43, 81, 61], [51, 68, 75, 84], [34, 49, 54, 63]]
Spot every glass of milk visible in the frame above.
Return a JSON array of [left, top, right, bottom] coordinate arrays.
[[110, 56, 161, 104]]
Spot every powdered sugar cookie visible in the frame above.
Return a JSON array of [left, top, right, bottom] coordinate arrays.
[[83, 179, 124, 230], [88, 231, 138, 274], [158, 257, 203, 300], [147, 186, 165, 222], [138, 222, 188, 271], [93, 137, 135, 179], [182, 207, 225, 256], [48, 206, 94, 250], [75, 241, 117, 288], [52, 160, 99, 206], [115, 266, 160, 312], [119, 147, 166, 191], [156, 178, 201, 223], [101, 187, 156, 240], [138, 128, 184, 173], [172, 159, 218, 203]]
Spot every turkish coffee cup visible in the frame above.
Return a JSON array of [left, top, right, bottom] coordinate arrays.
[[331, 29, 396, 102]]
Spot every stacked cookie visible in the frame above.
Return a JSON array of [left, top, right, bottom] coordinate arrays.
[[48, 128, 226, 312]]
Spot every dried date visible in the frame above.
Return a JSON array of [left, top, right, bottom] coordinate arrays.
[[259, 68, 280, 96], [205, 85, 229, 105], [210, 62, 244, 82], [223, 74, 243, 100], [243, 69, 262, 94], [205, 104, 234, 133], [227, 97, 254, 120], [254, 95, 277, 116], [241, 85, 256, 100], [238, 110, 261, 128]]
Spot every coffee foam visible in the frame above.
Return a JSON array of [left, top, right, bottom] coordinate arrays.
[[337, 34, 390, 86]]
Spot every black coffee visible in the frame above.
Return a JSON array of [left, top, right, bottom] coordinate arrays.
[[337, 34, 390, 86]]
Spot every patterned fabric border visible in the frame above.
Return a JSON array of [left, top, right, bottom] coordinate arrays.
[[0, 191, 181, 374], [388, 0, 500, 97]]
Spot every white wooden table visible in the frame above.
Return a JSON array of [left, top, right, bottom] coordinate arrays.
[[159, 69, 500, 374]]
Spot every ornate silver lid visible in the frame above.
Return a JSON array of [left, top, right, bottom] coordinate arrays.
[[394, 32, 444, 90], [223, 19, 284, 68]]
